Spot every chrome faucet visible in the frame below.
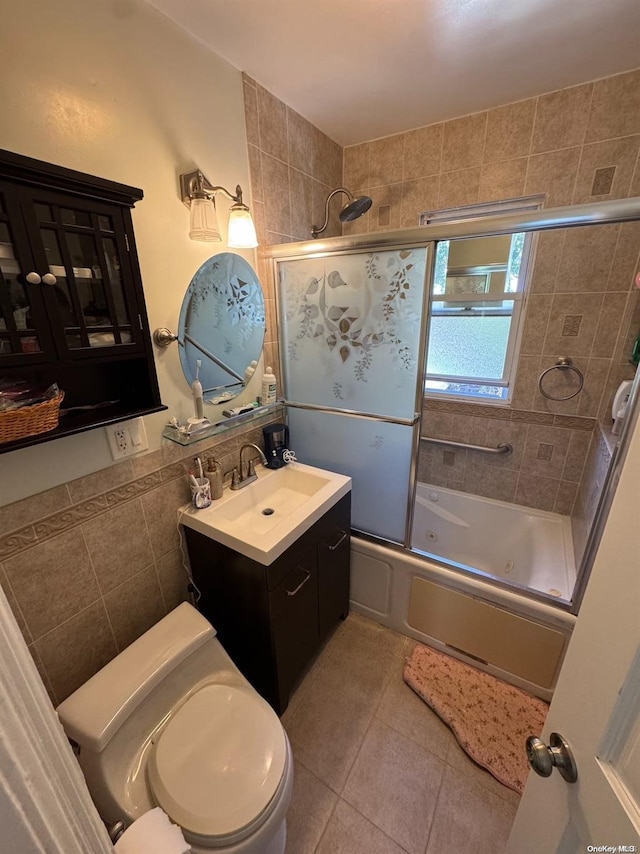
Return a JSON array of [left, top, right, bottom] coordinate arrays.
[[231, 443, 267, 490]]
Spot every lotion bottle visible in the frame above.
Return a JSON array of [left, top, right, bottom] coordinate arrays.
[[244, 359, 258, 383], [261, 366, 277, 405]]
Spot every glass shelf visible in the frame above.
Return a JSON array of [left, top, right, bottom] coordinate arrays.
[[162, 401, 282, 446]]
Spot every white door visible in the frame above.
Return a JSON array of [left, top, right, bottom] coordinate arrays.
[[507, 417, 640, 853]]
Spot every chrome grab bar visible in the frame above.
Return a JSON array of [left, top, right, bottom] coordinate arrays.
[[420, 436, 513, 455]]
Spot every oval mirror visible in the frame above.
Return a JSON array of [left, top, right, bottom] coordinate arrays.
[[178, 253, 265, 404]]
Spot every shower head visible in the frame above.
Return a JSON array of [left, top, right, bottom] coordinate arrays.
[[311, 188, 373, 238]]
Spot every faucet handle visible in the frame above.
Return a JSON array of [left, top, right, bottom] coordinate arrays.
[[231, 468, 240, 489], [247, 459, 257, 477]]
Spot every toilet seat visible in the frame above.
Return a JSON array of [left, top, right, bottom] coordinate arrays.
[[147, 683, 287, 845]]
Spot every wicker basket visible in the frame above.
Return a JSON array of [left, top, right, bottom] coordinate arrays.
[[0, 391, 64, 444]]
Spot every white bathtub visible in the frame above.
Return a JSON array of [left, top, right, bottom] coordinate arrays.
[[350, 486, 578, 700], [411, 483, 576, 600]]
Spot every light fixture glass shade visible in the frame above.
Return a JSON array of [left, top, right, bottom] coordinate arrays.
[[227, 206, 258, 248], [189, 197, 221, 241]]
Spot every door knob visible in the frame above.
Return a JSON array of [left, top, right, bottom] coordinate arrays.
[[41, 272, 57, 285], [25, 271, 42, 284], [526, 732, 578, 783]]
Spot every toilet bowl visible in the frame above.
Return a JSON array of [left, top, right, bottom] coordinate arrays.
[[57, 603, 293, 854]]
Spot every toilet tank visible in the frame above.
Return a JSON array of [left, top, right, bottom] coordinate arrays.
[[57, 603, 216, 754]]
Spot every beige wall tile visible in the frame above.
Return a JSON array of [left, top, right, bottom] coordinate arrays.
[[555, 480, 579, 515], [343, 718, 444, 854], [400, 176, 439, 227], [521, 424, 571, 477], [104, 564, 166, 652], [312, 180, 342, 237], [577, 357, 610, 418], [585, 68, 640, 143], [562, 429, 593, 482], [555, 224, 618, 293], [82, 498, 153, 594], [0, 484, 71, 536], [438, 167, 481, 209], [482, 420, 528, 471], [141, 476, 190, 560], [608, 221, 640, 291], [289, 167, 314, 241], [514, 472, 559, 510], [478, 158, 527, 203], [287, 107, 314, 176], [242, 77, 259, 147], [543, 293, 604, 357], [442, 112, 487, 172], [0, 525, 38, 560], [368, 183, 402, 231], [573, 135, 640, 204], [257, 83, 288, 162], [4, 528, 100, 640], [592, 293, 628, 358], [511, 355, 541, 410], [1, 564, 31, 643], [403, 124, 443, 180], [129, 445, 181, 480], [462, 461, 518, 502], [34, 601, 117, 703], [262, 153, 292, 236], [247, 142, 263, 204], [520, 294, 552, 354], [343, 143, 370, 189], [369, 134, 405, 187], [156, 547, 189, 613], [484, 99, 536, 163], [531, 83, 593, 154], [524, 147, 581, 207], [529, 229, 566, 293]]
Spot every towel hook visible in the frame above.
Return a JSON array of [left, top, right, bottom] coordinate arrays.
[[538, 357, 584, 401]]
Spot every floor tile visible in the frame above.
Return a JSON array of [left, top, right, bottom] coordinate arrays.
[[446, 736, 522, 806], [375, 654, 452, 761], [315, 799, 407, 854], [426, 763, 519, 854], [343, 718, 445, 854], [285, 761, 338, 854]]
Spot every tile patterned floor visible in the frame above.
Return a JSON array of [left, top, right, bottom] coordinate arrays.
[[281, 613, 520, 854]]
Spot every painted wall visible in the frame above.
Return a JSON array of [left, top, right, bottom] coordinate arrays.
[[0, 0, 259, 504]]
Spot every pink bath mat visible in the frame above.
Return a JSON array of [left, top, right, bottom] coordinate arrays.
[[404, 643, 549, 794]]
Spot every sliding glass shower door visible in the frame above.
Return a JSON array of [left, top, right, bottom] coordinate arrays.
[[277, 247, 431, 543]]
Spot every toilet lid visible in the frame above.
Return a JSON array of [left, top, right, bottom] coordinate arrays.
[[147, 684, 286, 839]]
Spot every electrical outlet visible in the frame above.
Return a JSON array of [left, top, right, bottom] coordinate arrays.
[[105, 417, 148, 460]]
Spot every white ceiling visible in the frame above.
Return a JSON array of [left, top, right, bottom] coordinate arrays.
[[146, 0, 640, 146]]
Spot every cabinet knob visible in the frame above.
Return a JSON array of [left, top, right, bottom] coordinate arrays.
[[25, 271, 42, 285], [41, 272, 57, 285]]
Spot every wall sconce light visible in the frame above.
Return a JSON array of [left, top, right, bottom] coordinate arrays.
[[179, 169, 258, 248]]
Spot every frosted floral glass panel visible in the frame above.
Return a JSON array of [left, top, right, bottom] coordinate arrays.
[[278, 248, 427, 419], [287, 408, 414, 543]]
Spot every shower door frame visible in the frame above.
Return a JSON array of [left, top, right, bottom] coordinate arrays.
[[267, 196, 640, 617]]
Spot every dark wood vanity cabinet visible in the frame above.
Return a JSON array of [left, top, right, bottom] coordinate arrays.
[[184, 493, 351, 714], [0, 148, 164, 452]]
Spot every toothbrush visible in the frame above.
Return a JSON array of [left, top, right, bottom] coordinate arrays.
[[196, 456, 203, 481], [189, 473, 200, 489]]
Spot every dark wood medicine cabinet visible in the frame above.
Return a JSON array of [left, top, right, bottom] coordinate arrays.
[[0, 148, 165, 454]]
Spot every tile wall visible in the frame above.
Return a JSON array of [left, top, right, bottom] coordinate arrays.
[[0, 410, 283, 703], [341, 67, 640, 512]]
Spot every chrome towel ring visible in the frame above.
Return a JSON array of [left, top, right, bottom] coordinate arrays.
[[538, 357, 585, 401]]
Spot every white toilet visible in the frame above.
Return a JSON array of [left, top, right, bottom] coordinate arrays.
[[57, 603, 294, 854]]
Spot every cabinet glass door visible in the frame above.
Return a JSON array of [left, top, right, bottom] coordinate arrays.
[[0, 188, 54, 364], [29, 193, 139, 357]]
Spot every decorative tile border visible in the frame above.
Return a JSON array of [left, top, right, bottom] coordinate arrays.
[[425, 397, 596, 431], [0, 413, 284, 561]]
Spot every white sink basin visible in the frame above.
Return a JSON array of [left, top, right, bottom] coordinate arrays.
[[179, 462, 351, 565]]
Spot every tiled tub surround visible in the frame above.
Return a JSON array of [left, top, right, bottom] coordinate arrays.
[[419, 400, 594, 515], [572, 423, 613, 566], [0, 410, 283, 705]]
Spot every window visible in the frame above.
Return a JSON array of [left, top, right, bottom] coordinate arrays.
[[421, 199, 539, 404]]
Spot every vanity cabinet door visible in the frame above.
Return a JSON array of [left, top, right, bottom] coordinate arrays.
[[269, 549, 319, 709], [318, 494, 351, 641]]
